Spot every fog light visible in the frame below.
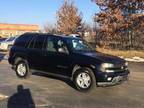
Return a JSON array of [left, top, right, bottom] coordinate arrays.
[[107, 77, 112, 81]]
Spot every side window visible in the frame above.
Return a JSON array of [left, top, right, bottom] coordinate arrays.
[[46, 37, 57, 52], [57, 39, 68, 53], [46, 36, 68, 53], [14, 35, 34, 48], [33, 35, 46, 50], [28, 36, 36, 49]]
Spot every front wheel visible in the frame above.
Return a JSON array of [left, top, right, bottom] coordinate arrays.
[[15, 59, 30, 78], [73, 68, 96, 92]]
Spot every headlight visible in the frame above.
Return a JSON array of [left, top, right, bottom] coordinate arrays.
[[100, 63, 114, 72]]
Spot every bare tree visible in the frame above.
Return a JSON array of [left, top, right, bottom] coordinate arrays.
[[56, 0, 82, 35], [43, 22, 57, 34], [92, 0, 144, 49]]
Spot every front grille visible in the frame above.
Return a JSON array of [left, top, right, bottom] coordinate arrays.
[[106, 65, 128, 72]]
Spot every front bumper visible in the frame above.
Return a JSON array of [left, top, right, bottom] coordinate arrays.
[[96, 70, 130, 86]]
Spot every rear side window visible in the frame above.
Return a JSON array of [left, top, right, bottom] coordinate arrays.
[[33, 35, 46, 50], [28, 35, 46, 50], [28, 36, 36, 49], [14, 34, 34, 48]]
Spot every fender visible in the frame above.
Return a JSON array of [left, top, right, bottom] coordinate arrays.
[[71, 63, 96, 80]]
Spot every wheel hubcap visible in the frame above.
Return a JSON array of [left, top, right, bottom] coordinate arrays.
[[76, 72, 91, 89], [17, 63, 26, 76]]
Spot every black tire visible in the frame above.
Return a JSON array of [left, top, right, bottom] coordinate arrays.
[[73, 67, 96, 92], [15, 58, 31, 78]]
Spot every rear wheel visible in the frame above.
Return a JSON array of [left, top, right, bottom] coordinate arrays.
[[15, 58, 30, 78], [73, 67, 96, 92]]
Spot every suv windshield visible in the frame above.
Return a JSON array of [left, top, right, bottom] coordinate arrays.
[[67, 38, 95, 52]]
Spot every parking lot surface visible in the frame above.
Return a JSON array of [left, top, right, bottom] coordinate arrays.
[[0, 53, 144, 108]]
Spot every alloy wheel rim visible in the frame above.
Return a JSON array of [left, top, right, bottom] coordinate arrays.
[[76, 72, 91, 89], [17, 63, 26, 76]]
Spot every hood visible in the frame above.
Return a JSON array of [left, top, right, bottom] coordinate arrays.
[[77, 51, 125, 65]]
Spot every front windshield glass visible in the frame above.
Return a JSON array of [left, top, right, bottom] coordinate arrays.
[[67, 38, 95, 52]]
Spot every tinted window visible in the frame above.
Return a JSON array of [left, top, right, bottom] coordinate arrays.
[[33, 35, 46, 50], [57, 39, 68, 53], [14, 34, 34, 48], [46, 36, 57, 52], [28, 36, 36, 49], [66, 38, 95, 51], [46, 36, 68, 53]]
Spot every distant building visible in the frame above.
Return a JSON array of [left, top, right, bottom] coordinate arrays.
[[0, 23, 39, 38]]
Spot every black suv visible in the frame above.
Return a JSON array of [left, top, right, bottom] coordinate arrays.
[[9, 33, 130, 92]]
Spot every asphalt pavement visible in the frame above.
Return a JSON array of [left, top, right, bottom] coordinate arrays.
[[0, 53, 144, 108]]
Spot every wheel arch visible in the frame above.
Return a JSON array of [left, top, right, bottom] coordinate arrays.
[[71, 64, 96, 80], [13, 53, 30, 68]]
